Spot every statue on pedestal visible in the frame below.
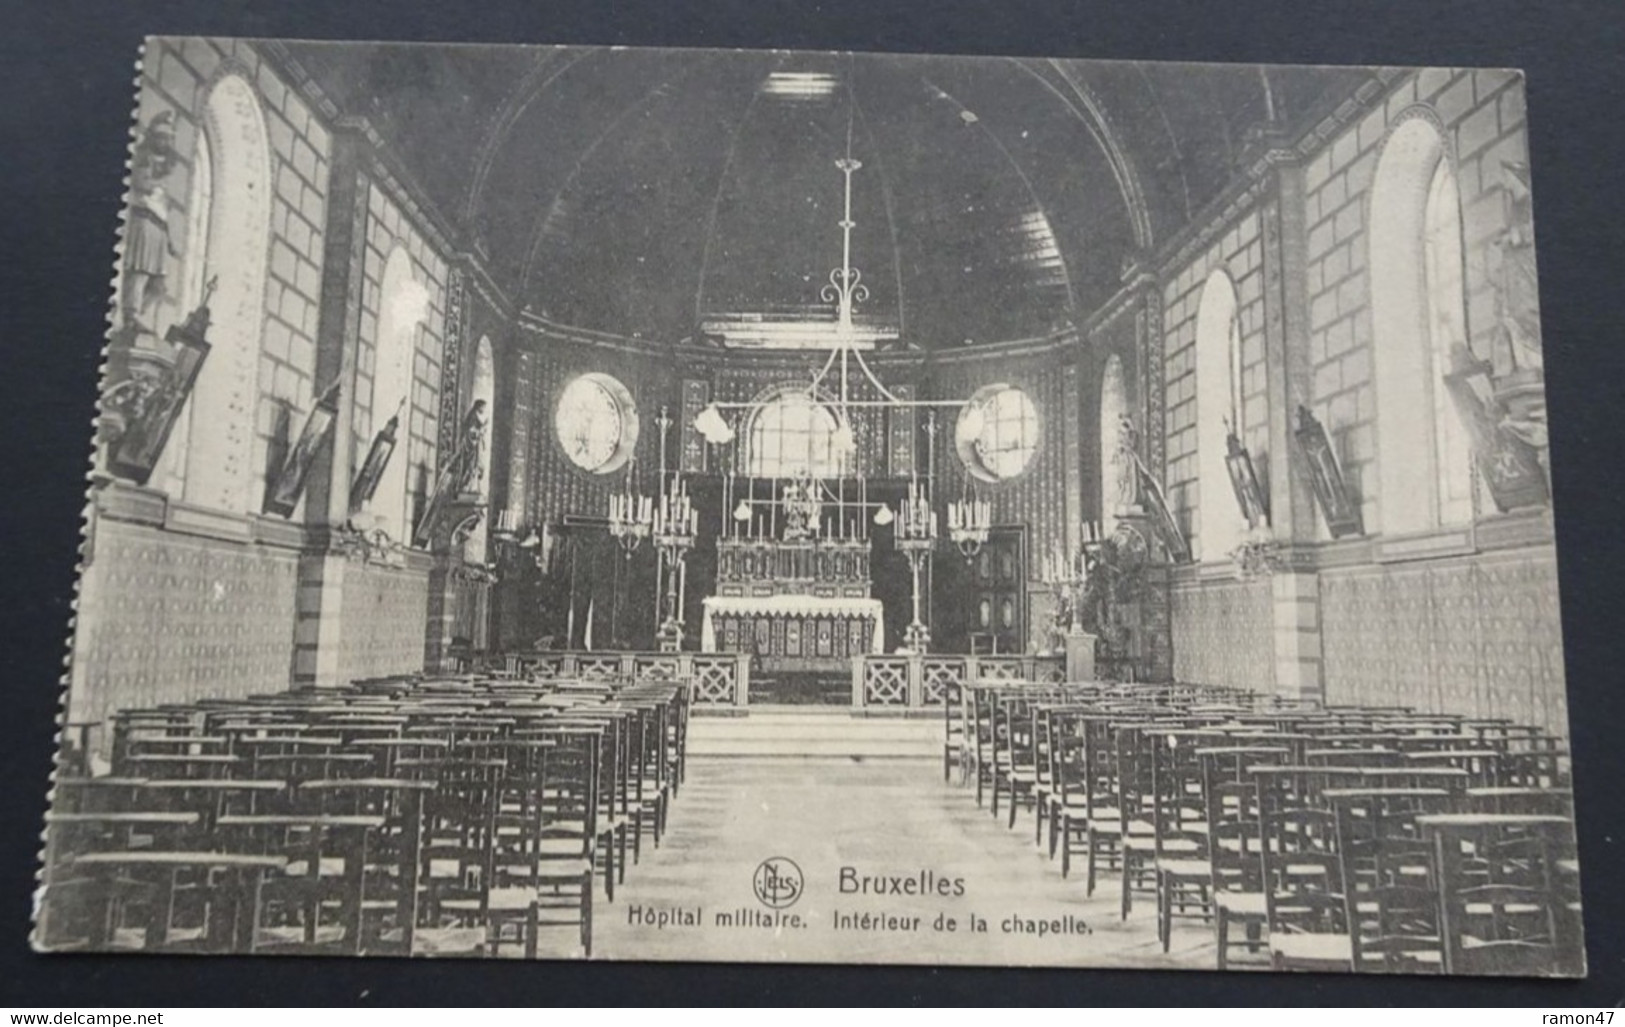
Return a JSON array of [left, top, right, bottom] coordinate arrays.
[[122, 112, 181, 338], [1111, 413, 1141, 513]]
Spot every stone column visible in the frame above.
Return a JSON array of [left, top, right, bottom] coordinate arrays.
[[1126, 265, 1174, 683], [291, 131, 367, 690]]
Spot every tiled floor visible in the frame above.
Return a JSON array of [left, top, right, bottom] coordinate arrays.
[[561, 758, 1219, 967]]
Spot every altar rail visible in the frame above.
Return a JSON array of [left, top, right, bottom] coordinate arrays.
[[506, 651, 751, 707], [852, 653, 1067, 707]]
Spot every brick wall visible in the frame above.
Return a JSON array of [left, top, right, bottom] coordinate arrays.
[[1159, 69, 1563, 730]]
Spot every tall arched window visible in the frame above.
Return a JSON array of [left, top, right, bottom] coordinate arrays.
[[155, 120, 217, 494], [1098, 353, 1129, 533], [463, 336, 496, 562], [1369, 116, 1474, 534], [370, 246, 428, 541], [180, 73, 271, 513], [1193, 268, 1246, 561], [746, 390, 847, 479]]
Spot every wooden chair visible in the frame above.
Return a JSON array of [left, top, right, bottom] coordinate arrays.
[[941, 678, 967, 784], [1199, 747, 1287, 970], [1257, 778, 1351, 972], [1423, 814, 1583, 976], [413, 755, 505, 956], [1331, 787, 1453, 973]]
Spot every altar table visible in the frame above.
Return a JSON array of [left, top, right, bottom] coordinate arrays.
[[701, 594, 884, 672]]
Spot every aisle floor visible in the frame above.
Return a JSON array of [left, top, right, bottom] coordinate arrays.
[[572, 758, 1218, 968]]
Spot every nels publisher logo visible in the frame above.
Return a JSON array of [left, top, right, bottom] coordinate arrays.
[[752, 857, 804, 910]]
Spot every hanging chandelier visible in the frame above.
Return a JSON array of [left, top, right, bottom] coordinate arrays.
[[947, 483, 991, 559], [691, 99, 976, 454]]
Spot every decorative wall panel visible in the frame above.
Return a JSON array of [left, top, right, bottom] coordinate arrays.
[[69, 518, 299, 740], [680, 379, 710, 474], [1169, 575, 1273, 689], [336, 559, 432, 686], [1320, 545, 1566, 732]]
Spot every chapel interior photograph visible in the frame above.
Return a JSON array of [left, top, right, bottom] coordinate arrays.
[[38, 40, 1580, 974]]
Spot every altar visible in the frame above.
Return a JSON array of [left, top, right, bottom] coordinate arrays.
[[702, 536, 881, 672], [700, 594, 884, 672]]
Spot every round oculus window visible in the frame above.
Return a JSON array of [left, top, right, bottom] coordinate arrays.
[[956, 384, 1039, 482], [556, 373, 638, 474]]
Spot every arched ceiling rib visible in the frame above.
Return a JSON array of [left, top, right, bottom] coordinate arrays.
[[280, 43, 1376, 348]]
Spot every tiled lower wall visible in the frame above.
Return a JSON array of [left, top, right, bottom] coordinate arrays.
[[1170, 575, 1274, 690], [1320, 546, 1567, 733], [1169, 545, 1569, 734], [336, 559, 431, 686], [68, 518, 300, 736]]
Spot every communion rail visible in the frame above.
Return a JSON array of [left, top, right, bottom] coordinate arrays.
[[851, 653, 1066, 708], [505, 650, 751, 707]]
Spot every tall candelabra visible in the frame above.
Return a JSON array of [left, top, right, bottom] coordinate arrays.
[[652, 407, 696, 650], [897, 476, 938, 653], [1040, 520, 1106, 643]]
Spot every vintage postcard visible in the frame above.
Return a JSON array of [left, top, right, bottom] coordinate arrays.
[[37, 39, 1579, 975]]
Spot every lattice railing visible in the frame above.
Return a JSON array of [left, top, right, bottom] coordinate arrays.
[[862, 656, 911, 706], [975, 656, 1028, 682], [922, 658, 967, 705], [854, 653, 1070, 707], [576, 655, 623, 680], [506, 651, 750, 706], [690, 654, 742, 705], [634, 655, 683, 681]]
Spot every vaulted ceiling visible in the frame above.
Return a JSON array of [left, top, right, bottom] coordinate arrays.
[[282, 43, 1373, 348]]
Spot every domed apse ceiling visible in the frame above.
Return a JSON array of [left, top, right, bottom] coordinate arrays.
[[282, 43, 1374, 348]]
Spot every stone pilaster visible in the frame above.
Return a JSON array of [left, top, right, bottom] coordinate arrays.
[[1261, 147, 1326, 701], [1271, 569, 1323, 702], [290, 130, 367, 689]]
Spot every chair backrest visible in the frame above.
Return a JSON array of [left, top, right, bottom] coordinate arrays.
[[1331, 789, 1453, 972], [1425, 815, 1581, 976]]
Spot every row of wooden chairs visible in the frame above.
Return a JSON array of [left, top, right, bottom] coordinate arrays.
[[38, 672, 692, 959], [949, 679, 1582, 976]]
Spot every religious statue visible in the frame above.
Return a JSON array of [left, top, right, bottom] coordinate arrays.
[[1111, 413, 1141, 513], [780, 478, 818, 541], [412, 399, 490, 549], [1495, 161, 1543, 376], [122, 112, 181, 335], [1490, 161, 1549, 463]]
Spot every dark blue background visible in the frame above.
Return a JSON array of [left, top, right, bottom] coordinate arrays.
[[3, 0, 1622, 1006]]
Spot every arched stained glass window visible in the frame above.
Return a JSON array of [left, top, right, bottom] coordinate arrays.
[[745, 390, 846, 479]]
